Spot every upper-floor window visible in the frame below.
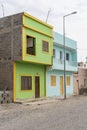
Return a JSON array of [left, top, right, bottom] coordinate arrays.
[[21, 76, 32, 90], [66, 53, 69, 61], [26, 36, 35, 55], [42, 40, 49, 52], [60, 51, 63, 60], [53, 49, 55, 58]]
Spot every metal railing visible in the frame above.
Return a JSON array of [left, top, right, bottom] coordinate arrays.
[[53, 58, 77, 67]]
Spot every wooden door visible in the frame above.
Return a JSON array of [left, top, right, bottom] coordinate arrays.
[[35, 76, 40, 98], [60, 76, 64, 95]]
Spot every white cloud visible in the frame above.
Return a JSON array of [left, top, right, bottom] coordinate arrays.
[[0, 0, 86, 61]]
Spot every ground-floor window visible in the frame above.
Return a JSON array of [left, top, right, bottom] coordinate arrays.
[[50, 75, 56, 86], [21, 76, 32, 90], [66, 76, 70, 86]]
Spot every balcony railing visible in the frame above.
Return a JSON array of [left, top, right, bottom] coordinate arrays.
[[53, 58, 77, 67]]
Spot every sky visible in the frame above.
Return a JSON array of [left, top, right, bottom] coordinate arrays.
[[0, 0, 87, 62]]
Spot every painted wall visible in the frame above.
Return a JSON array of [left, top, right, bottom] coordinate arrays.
[[46, 32, 77, 97], [46, 70, 73, 97], [22, 13, 53, 65], [14, 62, 45, 100], [53, 45, 77, 71], [23, 13, 53, 36], [53, 32, 78, 72], [54, 32, 77, 50]]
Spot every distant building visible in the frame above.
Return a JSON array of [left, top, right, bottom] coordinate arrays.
[[46, 32, 78, 97], [73, 62, 87, 95]]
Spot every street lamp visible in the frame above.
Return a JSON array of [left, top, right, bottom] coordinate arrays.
[[63, 11, 77, 99]]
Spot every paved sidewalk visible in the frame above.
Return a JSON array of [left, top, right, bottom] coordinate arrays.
[[16, 94, 77, 105], [16, 96, 65, 105]]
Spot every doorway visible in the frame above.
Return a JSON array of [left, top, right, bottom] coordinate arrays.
[[60, 76, 64, 95], [76, 80, 79, 94], [35, 76, 40, 98]]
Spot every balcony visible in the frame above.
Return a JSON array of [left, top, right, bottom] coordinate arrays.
[[52, 58, 78, 72]]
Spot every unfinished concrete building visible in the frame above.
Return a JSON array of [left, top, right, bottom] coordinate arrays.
[[0, 13, 23, 103]]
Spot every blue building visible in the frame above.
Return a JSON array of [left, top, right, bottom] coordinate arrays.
[[46, 32, 78, 97]]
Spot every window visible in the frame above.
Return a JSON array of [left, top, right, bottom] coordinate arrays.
[[53, 49, 55, 58], [42, 40, 49, 52], [66, 53, 69, 61], [66, 76, 70, 86], [60, 51, 63, 60], [26, 36, 35, 55], [50, 75, 56, 86], [21, 76, 32, 90]]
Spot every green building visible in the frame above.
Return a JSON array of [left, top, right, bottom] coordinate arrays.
[[0, 12, 53, 103]]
